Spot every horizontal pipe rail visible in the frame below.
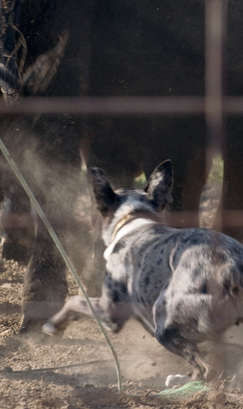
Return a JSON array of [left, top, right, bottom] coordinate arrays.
[[0, 96, 243, 115], [3, 210, 243, 230]]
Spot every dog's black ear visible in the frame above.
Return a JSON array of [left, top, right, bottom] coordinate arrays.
[[90, 168, 117, 215], [144, 160, 173, 209]]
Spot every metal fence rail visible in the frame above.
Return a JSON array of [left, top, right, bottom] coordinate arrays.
[[0, 96, 243, 116]]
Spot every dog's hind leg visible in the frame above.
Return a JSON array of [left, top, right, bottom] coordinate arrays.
[[43, 294, 131, 335], [155, 325, 216, 386]]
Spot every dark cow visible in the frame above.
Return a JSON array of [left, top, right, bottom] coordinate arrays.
[[1, 0, 243, 332], [0, 0, 96, 331]]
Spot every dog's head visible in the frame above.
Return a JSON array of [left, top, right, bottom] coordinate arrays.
[[90, 160, 173, 245]]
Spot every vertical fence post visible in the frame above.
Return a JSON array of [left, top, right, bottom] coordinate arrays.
[[205, 0, 226, 231]]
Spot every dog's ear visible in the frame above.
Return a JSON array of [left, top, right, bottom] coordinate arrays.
[[144, 160, 173, 209], [90, 168, 117, 215]]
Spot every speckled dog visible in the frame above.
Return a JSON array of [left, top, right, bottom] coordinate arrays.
[[43, 160, 243, 385]]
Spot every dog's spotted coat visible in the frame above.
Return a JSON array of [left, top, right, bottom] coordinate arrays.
[[43, 160, 243, 386]]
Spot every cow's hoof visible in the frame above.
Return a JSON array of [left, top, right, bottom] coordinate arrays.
[[18, 318, 43, 334], [19, 300, 65, 334]]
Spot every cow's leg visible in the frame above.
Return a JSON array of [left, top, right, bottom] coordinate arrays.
[[1, 184, 35, 263], [20, 209, 93, 333], [143, 118, 208, 228], [221, 118, 243, 242], [18, 135, 93, 332], [20, 229, 68, 331]]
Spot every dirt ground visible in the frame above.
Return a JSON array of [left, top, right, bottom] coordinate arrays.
[[2, 251, 243, 408], [1, 257, 243, 409], [1, 175, 243, 408]]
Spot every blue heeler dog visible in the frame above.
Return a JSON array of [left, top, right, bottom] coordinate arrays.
[[43, 160, 243, 386]]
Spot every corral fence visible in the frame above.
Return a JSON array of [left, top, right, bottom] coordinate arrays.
[[0, 0, 242, 231]]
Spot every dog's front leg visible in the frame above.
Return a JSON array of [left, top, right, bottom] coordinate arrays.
[[42, 295, 118, 335]]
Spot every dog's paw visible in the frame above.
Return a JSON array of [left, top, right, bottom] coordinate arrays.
[[42, 322, 59, 336], [165, 374, 191, 388]]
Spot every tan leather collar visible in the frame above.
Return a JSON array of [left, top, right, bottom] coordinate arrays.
[[111, 211, 163, 242]]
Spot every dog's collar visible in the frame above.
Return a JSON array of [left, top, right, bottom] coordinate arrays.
[[111, 211, 163, 242]]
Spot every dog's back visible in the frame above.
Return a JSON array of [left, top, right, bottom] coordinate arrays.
[[107, 221, 243, 333]]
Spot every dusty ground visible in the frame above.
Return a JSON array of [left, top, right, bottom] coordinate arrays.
[[2, 256, 243, 409], [1, 173, 243, 408]]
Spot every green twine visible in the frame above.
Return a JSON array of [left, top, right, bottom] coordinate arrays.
[[153, 381, 209, 399]]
